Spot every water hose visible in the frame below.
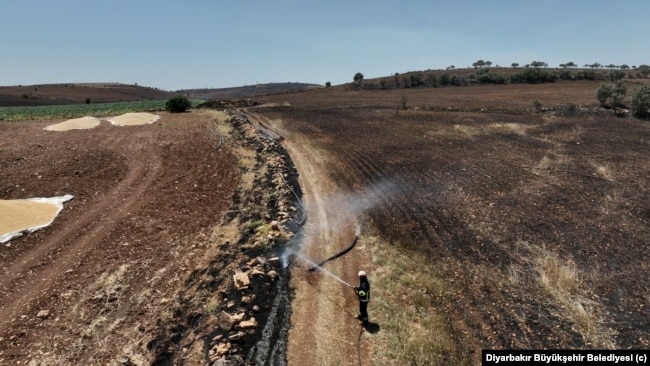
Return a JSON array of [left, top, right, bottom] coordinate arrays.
[[307, 235, 358, 272]]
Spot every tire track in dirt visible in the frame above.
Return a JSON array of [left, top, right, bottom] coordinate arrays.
[[0, 127, 162, 332], [245, 109, 367, 366]]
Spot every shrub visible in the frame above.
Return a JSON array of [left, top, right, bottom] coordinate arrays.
[[165, 95, 192, 113], [608, 70, 626, 81], [325, 81, 331, 87], [631, 85, 650, 118], [558, 69, 574, 80], [611, 80, 627, 106], [512, 68, 557, 84], [638, 65, 650, 77], [439, 73, 450, 85], [596, 81, 627, 107], [576, 70, 599, 81], [595, 83, 614, 106]]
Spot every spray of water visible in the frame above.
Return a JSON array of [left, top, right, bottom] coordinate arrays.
[[285, 248, 352, 287]]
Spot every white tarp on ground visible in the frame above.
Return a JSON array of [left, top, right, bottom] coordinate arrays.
[[107, 112, 160, 126], [0, 195, 74, 244], [45, 116, 102, 131]]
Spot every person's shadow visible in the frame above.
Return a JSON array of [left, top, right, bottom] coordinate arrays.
[[362, 321, 380, 334]]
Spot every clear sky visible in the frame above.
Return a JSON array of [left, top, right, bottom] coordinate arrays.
[[1, 0, 648, 91]]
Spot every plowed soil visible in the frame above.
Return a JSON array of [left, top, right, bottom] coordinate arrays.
[[249, 80, 650, 364], [0, 112, 243, 364], [1, 78, 649, 366]]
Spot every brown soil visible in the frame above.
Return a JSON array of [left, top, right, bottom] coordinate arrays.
[[245, 108, 370, 365], [249, 80, 650, 364], [0, 110, 301, 365], [2, 78, 649, 365]]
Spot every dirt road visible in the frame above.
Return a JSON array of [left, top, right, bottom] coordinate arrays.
[[245, 108, 371, 366]]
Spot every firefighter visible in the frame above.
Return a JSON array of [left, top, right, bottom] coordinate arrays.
[[353, 270, 370, 323]]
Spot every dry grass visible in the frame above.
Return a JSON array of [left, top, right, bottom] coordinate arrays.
[[365, 233, 468, 366], [511, 241, 616, 348]]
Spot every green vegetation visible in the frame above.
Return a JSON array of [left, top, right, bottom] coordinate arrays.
[[638, 64, 650, 77], [0, 99, 203, 122], [165, 95, 192, 113], [511, 67, 557, 84], [0, 100, 164, 122], [353, 72, 364, 83], [631, 85, 650, 119], [595, 80, 626, 107]]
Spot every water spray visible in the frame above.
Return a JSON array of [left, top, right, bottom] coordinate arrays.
[[285, 248, 352, 287]]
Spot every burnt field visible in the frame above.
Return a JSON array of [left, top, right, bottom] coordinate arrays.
[[252, 81, 650, 359]]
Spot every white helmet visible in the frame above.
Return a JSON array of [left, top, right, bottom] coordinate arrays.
[[358, 270, 367, 277]]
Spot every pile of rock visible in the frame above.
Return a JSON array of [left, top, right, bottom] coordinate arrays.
[[207, 255, 281, 365]]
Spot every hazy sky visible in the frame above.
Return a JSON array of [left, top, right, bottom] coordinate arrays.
[[1, 0, 648, 91]]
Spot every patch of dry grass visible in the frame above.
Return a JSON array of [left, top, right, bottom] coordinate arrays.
[[365, 233, 469, 366], [511, 241, 616, 348]]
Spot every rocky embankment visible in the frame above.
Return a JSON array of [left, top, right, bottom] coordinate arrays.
[[149, 108, 302, 366]]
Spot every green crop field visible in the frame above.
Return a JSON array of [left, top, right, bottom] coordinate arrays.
[[0, 100, 203, 122]]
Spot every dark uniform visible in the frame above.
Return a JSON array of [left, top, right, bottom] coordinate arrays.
[[354, 271, 370, 323]]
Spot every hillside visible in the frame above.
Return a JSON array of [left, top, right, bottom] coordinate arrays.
[[0, 82, 323, 107], [0, 83, 174, 107], [180, 82, 323, 100], [1, 71, 650, 365]]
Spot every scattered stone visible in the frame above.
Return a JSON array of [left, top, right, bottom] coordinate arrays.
[[219, 311, 234, 331], [209, 342, 231, 361], [241, 296, 251, 304], [228, 331, 245, 341], [238, 317, 257, 330], [231, 312, 245, 324], [268, 257, 280, 267], [36, 310, 50, 319], [270, 220, 280, 230], [233, 270, 250, 290], [252, 305, 260, 312], [251, 267, 265, 277], [256, 256, 268, 266], [266, 270, 279, 280]]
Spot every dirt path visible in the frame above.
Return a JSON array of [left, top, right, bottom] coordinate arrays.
[[245, 109, 370, 366]]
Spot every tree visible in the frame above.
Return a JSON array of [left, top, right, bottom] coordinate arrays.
[[472, 60, 485, 69], [511, 63, 519, 68], [353, 72, 364, 83], [611, 80, 627, 106], [325, 81, 331, 87], [638, 65, 650, 77], [631, 85, 650, 118], [595, 80, 626, 107], [165, 95, 192, 113], [566, 61, 577, 68], [595, 83, 614, 106]]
